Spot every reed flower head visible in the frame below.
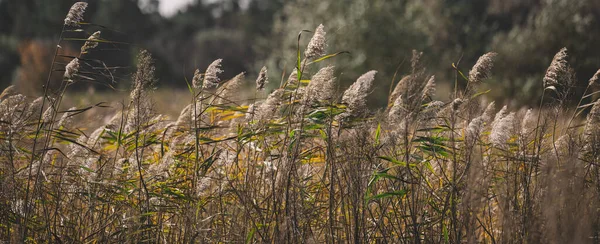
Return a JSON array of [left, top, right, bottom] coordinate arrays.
[[245, 103, 256, 120], [491, 105, 508, 129], [388, 95, 404, 122], [543, 48, 569, 88], [490, 112, 515, 148], [219, 72, 245, 102], [174, 104, 193, 130], [256, 89, 284, 121], [287, 68, 298, 85], [389, 75, 410, 106], [553, 134, 572, 157], [304, 66, 336, 105], [589, 69, 600, 87], [256, 66, 268, 90], [130, 50, 155, 102], [482, 101, 496, 124], [466, 116, 485, 146], [451, 98, 464, 111], [520, 108, 536, 136], [27, 97, 43, 118], [203, 59, 223, 89], [192, 69, 203, 89], [421, 75, 436, 100], [305, 24, 326, 59], [64, 58, 81, 79], [64, 2, 88, 27], [584, 98, 600, 144], [0, 85, 16, 101], [341, 71, 377, 117], [0, 94, 25, 122], [42, 107, 54, 123], [80, 31, 101, 55], [411, 50, 424, 72], [469, 52, 497, 83], [132, 50, 155, 88], [58, 107, 77, 129]]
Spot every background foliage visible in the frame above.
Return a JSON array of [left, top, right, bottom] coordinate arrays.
[[1, 0, 600, 104]]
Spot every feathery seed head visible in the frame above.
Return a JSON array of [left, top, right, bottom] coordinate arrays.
[[466, 116, 485, 146], [257, 89, 284, 120], [192, 69, 202, 89], [132, 50, 155, 90], [64, 58, 81, 79], [256, 89, 284, 121], [389, 75, 410, 106], [421, 75, 436, 100], [130, 50, 155, 101], [287, 68, 298, 85], [174, 104, 193, 129], [304, 66, 336, 105], [482, 101, 496, 124], [58, 107, 77, 129], [584, 98, 600, 144], [554, 134, 572, 156], [589, 69, 600, 87], [491, 105, 508, 129], [42, 107, 54, 123], [543, 48, 569, 88], [227, 72, 245, 91], [203, 59, 223, 89], [256, 66, 268, 90], [219, 72, 246, 104], [27, 97, 44, 118], [0, 85, 16, 101], [341, 71, 377, 117], [411, 50, 424, 72], [452, 98, 464, 111], [490, 112, 515, 148], [64, 2, 88, 27], [305, 24, 326, 59], [246, 103, 256, 120], [419, 100, 445, 123], [388, 95, 405, 122], [521, 108, 536, 136], [0, 94, 26, 122], [80, 31, 101, 55], [469, 52, 497, 83]]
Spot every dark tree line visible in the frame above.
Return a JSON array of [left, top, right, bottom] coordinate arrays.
[[1, 0, 600, 104]]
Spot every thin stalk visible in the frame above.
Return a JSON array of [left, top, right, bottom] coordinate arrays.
[[21, 25, 65, 241]]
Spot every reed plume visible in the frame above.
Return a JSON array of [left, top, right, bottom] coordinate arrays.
[[341, 70, 377, 118], [64, 2, 88, 27], [202, 59, 223, 89], [64, 58, 80, 79], [80, 31, 101, 55], [543, 48, 569, 88], [589, 69, 600, 87], [305, 24, 326, 59], [469, 52, 497, 83], [256, 66, 268, 90], [256, 89, 284, 121], [421, 75, 436, 100], [490, 112, 515, 148], [303, 66, 336, 105]]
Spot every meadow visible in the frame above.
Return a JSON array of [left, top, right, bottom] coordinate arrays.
[[1, 2, 600, 243]]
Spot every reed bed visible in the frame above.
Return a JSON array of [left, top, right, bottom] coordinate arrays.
[[1, 2, 600, 243]]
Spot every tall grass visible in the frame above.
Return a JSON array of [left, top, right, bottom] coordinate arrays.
[[1, 2, 600, 243]]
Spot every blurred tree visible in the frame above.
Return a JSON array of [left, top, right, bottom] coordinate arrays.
[[1, 0, 599, 106], [490, 0, 600, 104], [266, 0, 600, 105]]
